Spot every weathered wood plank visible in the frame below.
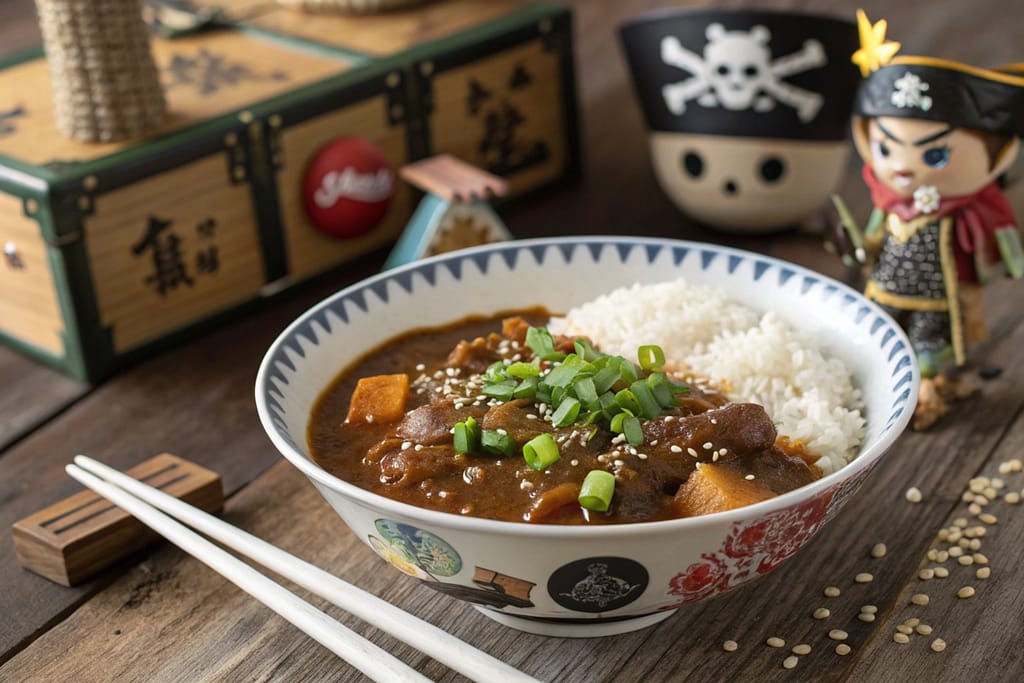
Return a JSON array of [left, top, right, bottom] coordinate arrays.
[[0, 347, 88, 452]]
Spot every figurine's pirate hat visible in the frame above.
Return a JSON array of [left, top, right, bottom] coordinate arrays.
[[853, 11, 1024, 136], [619, 9, 860, 140]]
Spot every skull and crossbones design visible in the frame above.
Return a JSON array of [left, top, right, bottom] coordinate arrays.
[[660, 23, 827, 123]]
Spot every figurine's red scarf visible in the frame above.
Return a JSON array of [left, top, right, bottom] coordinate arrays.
[[863, 164, 1018, 282]]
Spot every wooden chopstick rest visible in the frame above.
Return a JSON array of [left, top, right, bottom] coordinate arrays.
[[11, 453, 223, 586]]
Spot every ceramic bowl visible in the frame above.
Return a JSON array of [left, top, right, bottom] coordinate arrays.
[[619, 9, 860, 232], [256, 237, 918, 637]]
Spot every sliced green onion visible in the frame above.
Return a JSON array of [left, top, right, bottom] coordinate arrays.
[[623, 415, 644, 446], [506, 361, 540, 378], [572, 376, 598, 405], [512, 375, 539, 399], [630, 380, 662, 419], [544, 355, 591, 388], [609, 410, 629, 433], [579, 470, 615, 512], [481, 429, 516, 457], [614, 388, 642, 416], [573, 338, 605, 362], [523, 433, 560, 471], [647, 372, 678, 408], [637, 344, 666, 370], [484, 360, 507, 381], [618, 360, 638, 385], [551, 397, 581, 427], [525, 326, 555, 356], [592, 365, 620, 394], [481, 381, 516, 400], [453, 417, 481, 454], [598, 392, 618, 419]]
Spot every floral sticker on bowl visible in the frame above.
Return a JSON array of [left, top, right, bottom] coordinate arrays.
[[372, 519, 462, 578]]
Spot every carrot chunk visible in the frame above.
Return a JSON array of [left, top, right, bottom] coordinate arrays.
[[673, 464, 775, 517], [346, 374, 410, 424]]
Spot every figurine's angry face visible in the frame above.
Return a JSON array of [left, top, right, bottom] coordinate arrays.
[[648, 132, 850, 231], [855, 116, 1019, 199]]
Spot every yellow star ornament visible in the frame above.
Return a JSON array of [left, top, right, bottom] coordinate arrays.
[[851, 9, 901, 77]]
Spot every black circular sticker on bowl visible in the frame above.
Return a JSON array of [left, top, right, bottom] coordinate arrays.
[[547, 557, 648, 613]]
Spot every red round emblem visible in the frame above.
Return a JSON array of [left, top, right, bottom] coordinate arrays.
[[302, 137, 395, 239]]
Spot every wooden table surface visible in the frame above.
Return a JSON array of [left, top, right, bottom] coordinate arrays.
[[3, 1, 1023, 681]]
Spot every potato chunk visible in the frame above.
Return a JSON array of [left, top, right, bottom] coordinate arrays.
[[346, 374, 409, 424], [674, 463, 775, 517]]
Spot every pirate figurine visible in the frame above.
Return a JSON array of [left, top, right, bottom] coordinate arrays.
[[838, 11, 1024, 428]]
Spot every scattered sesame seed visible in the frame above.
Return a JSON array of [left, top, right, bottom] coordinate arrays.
[[976, 567, 991, 579], [855, 572, 874, 584], [766, 637, 786, 648], [905, 486, 923, 503], [860, 604, 878, 614], [1005, 492, 1021, 504], [824, 586, 841, 597], [968, 503, 983, 516], [958, 556, 974, 567], [871, 543, 887, 558], [931, 638, 947, 652], [702, 441, 713, 450], [961, 491, 975, 503], [936, 550, 950, 563], [948, 546, 964, 558], [896, 625, 913, 635], [979, 513, 998, 525], [401, 441, 412, 450], [687, 447, 699, 458], [745, 474, 756, 480], [934, 567, 950, 579], [723, 640, 739, 652], [916, 624, 933, 635], [813, 607, 830, 619], [919, 568, 935, 580], [828, 630, 848, 641], [791, 644, 811, 655], [953, 517, 968, 528], [911, 593, 930, 606], [783, 655, 799, 670], [957, 586, 976, 599], [570, 459, 579, 467], [927, 549, 938, 561], [893, 633, 910, 644], [835, 644, 852, 656], [858, 613, 876, 623], [670, 445, 683, 454]]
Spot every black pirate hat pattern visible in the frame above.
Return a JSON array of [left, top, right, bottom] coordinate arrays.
[[852, 12, 1024, 137], [619, 9, 860, 140]]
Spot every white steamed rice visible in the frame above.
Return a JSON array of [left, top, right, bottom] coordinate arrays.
[[549, 278, 866, 475]]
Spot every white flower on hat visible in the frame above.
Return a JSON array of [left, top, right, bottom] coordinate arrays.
[[913, 185, 941, 214], [891, 72, 933, 111]]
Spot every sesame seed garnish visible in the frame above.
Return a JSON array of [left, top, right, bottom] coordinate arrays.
[[813, 607, 830, 619], [976, 567, 991, 579], [766, 637, 786, 648], [687, 447, 699, 458], [702, 441, 713, 450], [824, 586, 841, 597], [570, 459, 579, 467], [871, 543, 887, 558], [855, 572, 874, 584], [722, 640, 738, 652], [791, 644, 811, 655], [905, 486, 923, 503], [931, 638, 947, 652], [828, 630, 848, 641], [782, 655, 799, 670], [744, 474, 756, 480], [957, 586, 976, 599], [414, 444, 423, 451], [670, 445, 683, 453], [401, 441, 412, 450], [835, 644, 852, 656], [911, 593, 930, 606], [893, 633, 910, 644]]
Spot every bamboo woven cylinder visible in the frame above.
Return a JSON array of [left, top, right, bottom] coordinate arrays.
[[35, 0, 167, 143]]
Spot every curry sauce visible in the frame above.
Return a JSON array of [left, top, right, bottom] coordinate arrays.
[[309, 311, 821, 524]]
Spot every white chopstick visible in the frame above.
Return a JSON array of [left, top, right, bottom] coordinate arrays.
[[70, 455, 538, 683], [66, 464, 429, 683]]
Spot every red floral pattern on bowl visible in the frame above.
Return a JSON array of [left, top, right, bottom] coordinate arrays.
[[667, 464, 872, 605]]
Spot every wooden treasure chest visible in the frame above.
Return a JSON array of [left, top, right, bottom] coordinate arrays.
[[0, 0, 579, 381]]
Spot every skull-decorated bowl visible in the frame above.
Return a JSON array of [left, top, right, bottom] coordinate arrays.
[[619, 9, 860, 232], [256, 237, 917, 636]]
